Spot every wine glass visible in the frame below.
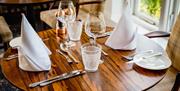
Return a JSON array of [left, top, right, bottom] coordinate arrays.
[[57, 0, 76, 50], [85, 13, 106, 44]]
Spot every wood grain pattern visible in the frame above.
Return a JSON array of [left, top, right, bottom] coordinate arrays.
[[1, 28, 167, 91]]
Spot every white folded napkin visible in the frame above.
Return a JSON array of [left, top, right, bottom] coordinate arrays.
[[12, 14, 52, 71], [105, 0, 137, 50]]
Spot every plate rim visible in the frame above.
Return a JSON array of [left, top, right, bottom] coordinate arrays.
[[134, 53, 172, 70], [9, 37, 22, 48]]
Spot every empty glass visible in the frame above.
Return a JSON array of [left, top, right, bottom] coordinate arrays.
[[81, 43, 102, 72], [68, 20, 83, 41], [85, 13, 106, 44]]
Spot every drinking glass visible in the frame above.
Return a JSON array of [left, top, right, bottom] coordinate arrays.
[[81, 43, 102, 72], [68, 20, 83, 41], [57, 0, 76, 49], [85, 13, 106, 44]]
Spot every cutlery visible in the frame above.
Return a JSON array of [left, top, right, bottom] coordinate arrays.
[[2, 54, 18, 60], [85, 29, 109, 56], [101, 50, 108, 56], [127, 52, 163, 63], [29, 70, 85, 88], [66, 50, 79, 63], [39, 70, 86, 86], [89, 38, 108, 56], [56, 49, 73, 64], [59, 45, 79, 63], [42, 38, 49, 41], [122, 50, 153, 61]]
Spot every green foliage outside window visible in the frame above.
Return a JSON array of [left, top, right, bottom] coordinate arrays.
[[140, 0, 161, 19]]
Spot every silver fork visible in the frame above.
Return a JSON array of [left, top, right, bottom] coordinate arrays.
[[89, 38, 108, 56], [122, 50, 153, 61]]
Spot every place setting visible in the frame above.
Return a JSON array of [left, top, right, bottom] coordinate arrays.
[[1, 0, 178, 90], [7, 13, 87, 88], [55, 0, 82, 64], [103, 0, 171, 71]]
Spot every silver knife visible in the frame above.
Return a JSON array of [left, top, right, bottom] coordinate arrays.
[[29, 70, 83, 88], [66, 50, 79, 63], [39, 70, 86, 86]]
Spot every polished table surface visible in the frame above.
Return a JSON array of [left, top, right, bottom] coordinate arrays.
[[1, 27, 168, 91]]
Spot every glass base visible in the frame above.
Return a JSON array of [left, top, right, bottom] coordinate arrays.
[[60, 41, 75, 50], [85, 69, 98, 72], [65, 41, 76, 47]]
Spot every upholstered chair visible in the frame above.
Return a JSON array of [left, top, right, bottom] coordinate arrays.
[[40, 0, 106, 29], [145, 13, 180, 91], [0, 16, 13, 50]]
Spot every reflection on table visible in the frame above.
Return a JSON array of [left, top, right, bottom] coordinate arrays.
[[1, 27, 168, 91]]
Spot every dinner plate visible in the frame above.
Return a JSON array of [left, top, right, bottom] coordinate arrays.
[[133, 52, 171, 70], [9, 37, 22, 48]]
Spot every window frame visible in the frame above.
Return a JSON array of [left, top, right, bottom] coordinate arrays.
[[131, 0, 179, 32], [132, 0, 160, 26]]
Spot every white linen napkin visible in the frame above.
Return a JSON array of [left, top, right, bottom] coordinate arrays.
[[13, 14, 52, 71], [105, 0, 137, 50]]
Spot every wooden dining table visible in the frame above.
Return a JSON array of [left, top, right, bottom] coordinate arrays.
[[1, 27, 168, 91]]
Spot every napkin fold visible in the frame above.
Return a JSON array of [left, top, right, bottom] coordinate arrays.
[[15, 14, 52, 71], [105, 0, 137, 50]]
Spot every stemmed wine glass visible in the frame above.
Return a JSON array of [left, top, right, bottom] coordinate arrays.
[[84, 13, 107, 62], [85, 13, 106, 44], [57, 0, 76, 50]]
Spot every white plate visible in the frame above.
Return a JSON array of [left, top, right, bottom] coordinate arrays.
[[9, 37, 22, 48], [133, 52, 171, 70]]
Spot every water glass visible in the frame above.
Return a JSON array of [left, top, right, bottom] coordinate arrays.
[[68, 20, 83, 41], [81, 43, 102, 72]]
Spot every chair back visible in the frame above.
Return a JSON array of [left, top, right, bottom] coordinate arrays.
[[171, 72, 180, 91], [166, 13, 180, 91], [166, 13, 180, 71], [78, 0, 105, 16]]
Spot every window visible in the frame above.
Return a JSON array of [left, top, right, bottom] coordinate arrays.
[[132, 0, 180, 32], [133, 0, 160, 25]]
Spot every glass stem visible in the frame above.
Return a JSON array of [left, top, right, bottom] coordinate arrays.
[[93, 35, 97, 44], [65, 21, 70, 47]]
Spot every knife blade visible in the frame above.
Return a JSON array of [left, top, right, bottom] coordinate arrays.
[[39, 70, 86, 87], [29, 70, 83, 88], [67, 50, 79, 63]]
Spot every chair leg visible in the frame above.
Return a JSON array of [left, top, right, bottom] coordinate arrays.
[[3, 42, 9, 51], [171, 72, 180, 91]]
